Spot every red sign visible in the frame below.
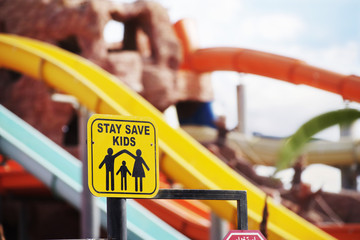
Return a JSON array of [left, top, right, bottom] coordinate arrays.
[[223, 230, 267, 240]]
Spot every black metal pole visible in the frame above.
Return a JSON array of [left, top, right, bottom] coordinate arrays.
[[237, 199, 248, 230], [107, 198, 127, 240]]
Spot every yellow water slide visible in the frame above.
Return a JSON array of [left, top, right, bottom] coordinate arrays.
[[0, 34, 334, 240]]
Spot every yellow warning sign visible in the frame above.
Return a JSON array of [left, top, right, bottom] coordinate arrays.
[[87, 114, 159, 198]]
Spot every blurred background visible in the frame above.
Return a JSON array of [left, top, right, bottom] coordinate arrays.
[[105, 0, 360, 192]]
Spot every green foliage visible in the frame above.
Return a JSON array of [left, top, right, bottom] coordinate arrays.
[[275, 108, 360, 174]]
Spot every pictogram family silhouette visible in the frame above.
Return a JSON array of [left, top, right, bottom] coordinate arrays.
[[99, 148, 150, 192]]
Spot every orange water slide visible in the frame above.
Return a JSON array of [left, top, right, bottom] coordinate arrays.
[[0, 163, 210, 240], [0, 159, 47, 194], [137, 198, 210, 240], [174, 19, 360, 103], [0, 161, 210, 240], [136, 173, 210, 240], [0, 158, 210, 240]]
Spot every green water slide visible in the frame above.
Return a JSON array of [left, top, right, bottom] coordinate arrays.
[[0, 104, 188, 240]]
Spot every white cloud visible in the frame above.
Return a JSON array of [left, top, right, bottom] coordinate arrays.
[[236, 74, 346, 139], [104, 20, 124, 43], [157, 0, 243, 23], [315, 42, 360, 75], [239, 14, 305, 42], [267, 41, 360, 75], [303, 164, 341, 192]]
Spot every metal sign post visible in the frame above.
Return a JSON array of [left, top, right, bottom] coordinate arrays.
[[107, 198, 127, 239], [87, 114, 249, 239]]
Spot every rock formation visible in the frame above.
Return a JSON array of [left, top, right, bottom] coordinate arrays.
[[0, 0, 212, 150]]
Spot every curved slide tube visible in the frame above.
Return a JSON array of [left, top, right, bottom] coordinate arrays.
[[175, 19, 360, 103], [137, 198, 210, 239], [186, 47, 360, 102], [0, 105, 188, 240], [0, 34, 335, 239], [182, 125, 360, 167]]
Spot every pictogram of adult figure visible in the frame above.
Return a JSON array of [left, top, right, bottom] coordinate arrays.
[[116, 160, 131, 190], [120, 149, 150, 192], [99, 148, 122, 191]]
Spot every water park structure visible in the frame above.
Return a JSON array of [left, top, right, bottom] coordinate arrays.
[[1, 1, 360, 239]]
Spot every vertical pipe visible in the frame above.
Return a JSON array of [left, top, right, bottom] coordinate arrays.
[[210, 212, 228, 240], [340, 167, 357, 189], [80, 106, 100, 238], [107, 198, 127, 240], [340, 102, 357, 190], [236, 84, 245, 133]]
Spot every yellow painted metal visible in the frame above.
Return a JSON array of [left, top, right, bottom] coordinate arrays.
[[0, 34, 335, 240]]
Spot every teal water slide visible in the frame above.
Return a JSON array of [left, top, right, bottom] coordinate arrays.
[[0, 104, 188, 240]]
